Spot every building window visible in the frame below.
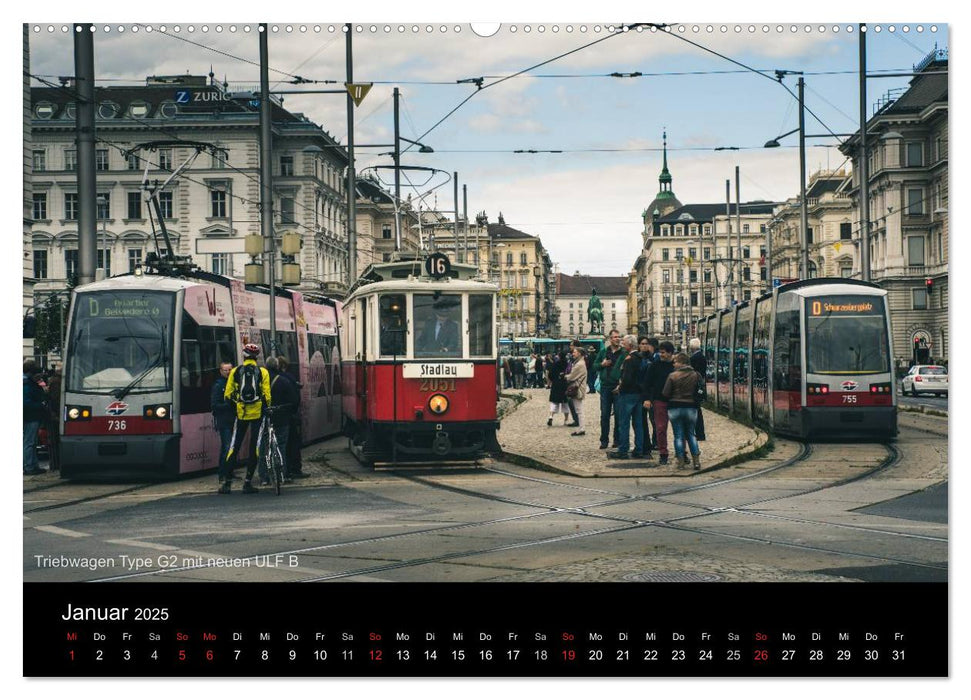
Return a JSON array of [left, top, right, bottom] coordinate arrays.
[[64, 250, 78, 279], [742, 246, 750, 258], [690, 292, 698, 306], [704, 292, 713, 306], [128, 248, 143, 273], [743, 289, 751, 301], [906, 142, 923, 167], [907, 188, 923, 215], [520, 252, 527, 265], [211, 189, 227, 218], [661, 225, 670, 236], [689, 224, 698, 236], [676, 269, 683, 284], [703, 247, 711, 260], [689, 269, 698, 283], [382, 253, 391, 262], [505, 252, 513, 265], [569, 312, 574, 321], [381, 225, 392, 239], [64, 149, 77, 171], [912, 288, 928, 310], [97, 250, 111, 277], [96, 194, 110, 220], [806, 226, 814, 245], [743, 224, 750, 233], [158, 191, 173, 219], [743, 266, 751, 281], [212, 150, 228, 169], [662, 249, 669, 261], [211, 253, 230, 276], [807, 261, 818, 279], [96, 149, 109, 171], [158, 149, 173, 171], [688, 247, 697, 260], [127, 192, 143, 220], [32, 193, 47, 221], [64, 193, 78, 220], [280, 155, 294, 177], [760, 224, 766, 233], [663, 295, 670, 308], [840, 222, 852, 240], [662, 269, 670, 284], [703, 269, 711, 283], [840, 265, 853, 278], [760, 267, 767, 281], [280, 197, 295, 224], [675, 224, 684, 236], [127, 152, 141, 170], [32, 150, 46, 172], [907, 236, 925, 267], [33, 250, 48, 279], [703, 224, 711, 236]]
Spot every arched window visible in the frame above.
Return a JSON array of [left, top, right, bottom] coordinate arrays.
[[807, 261, 818, 279]]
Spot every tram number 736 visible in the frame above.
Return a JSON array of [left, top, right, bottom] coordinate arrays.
[[419, 379, 456, 392], [107, 420, 128, 431]]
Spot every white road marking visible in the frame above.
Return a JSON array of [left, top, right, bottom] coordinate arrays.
[[34, 525, 90, 538], [104, 539, 178, 551]]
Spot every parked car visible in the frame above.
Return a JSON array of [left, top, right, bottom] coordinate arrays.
[[901, 365, 948, 397]]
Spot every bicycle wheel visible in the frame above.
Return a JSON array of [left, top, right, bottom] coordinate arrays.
[[268, 433, 282, 496]]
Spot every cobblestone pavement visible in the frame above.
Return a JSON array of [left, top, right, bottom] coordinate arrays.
[[486, 551, 858, 582], [496, 388, 766, 478]]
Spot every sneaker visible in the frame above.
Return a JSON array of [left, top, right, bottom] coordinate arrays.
[[692, 454, 701, 471], [570, 431, 586, 437], [259, 479, 271, 486], [599, 442, 609, 450], [242, 481, 258, 494], [607, 451, 629, 460], [547, 418, 553, 427], [217, 482, 231, 495], [658, 455, 669, 466], [567, 422, 579, 427]]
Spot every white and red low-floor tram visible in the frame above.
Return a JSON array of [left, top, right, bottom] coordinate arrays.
[[340, 254, 501, 465], [58, 267, 342, 478], [696, 278, 897, 440]]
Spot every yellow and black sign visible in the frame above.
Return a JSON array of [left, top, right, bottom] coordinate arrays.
[[345, 82, 373, 107]]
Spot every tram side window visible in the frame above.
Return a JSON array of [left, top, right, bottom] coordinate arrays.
[[414, 293, 462, 358], [379, 294, 406, 356], [752, 302, 771, 388], [773, 309, 800, 392], [180, 312, 237, 415], [259, 330, 298, 365], [469, 294, 494, 357]]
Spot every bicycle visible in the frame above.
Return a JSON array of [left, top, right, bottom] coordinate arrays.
[[257, 407, 287, 496]]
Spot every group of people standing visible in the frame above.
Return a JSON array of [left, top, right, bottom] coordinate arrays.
[[540, 330, 708, 470], [22, 359, 61, 475], [501, 353, 549, 390], [210, 343, 306, 494]]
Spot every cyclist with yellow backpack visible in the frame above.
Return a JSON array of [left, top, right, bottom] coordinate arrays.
[[220, 343, 271, 494]]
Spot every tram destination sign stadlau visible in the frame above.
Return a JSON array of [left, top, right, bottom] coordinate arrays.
[[402, 363, 475, 379]]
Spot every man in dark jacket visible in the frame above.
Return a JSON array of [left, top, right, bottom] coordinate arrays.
[[263, 356, 299, 483], [608, 335, 645, 460], [593, 330, 626, 449], [642, 341, 675, 465], [46, 366, 62, 472], [278, 356, 306, 477], [210, 361, 235, 483], [688, 338, 707, 441], [23, 359, 48, 475]]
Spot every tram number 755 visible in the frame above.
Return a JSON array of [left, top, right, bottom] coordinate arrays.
[[419, 379, 456, 392], [842, 394, 857, 404]]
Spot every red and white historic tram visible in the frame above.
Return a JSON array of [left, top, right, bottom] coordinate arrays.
[[59, 269, 342, 478], [697, 278, 897, 439], [341, 255, 501, 464]]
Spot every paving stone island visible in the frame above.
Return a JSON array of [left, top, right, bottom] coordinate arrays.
[[496, 388, 767, 477]]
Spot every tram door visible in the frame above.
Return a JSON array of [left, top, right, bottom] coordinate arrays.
[[359, 297, 369, 424]]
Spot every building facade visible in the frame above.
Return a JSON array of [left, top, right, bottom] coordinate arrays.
[[767, 170, 858, 282], [555, 273, 629, 339], [471, 214, 556, 338], [839, 48, 948, 366], [28, 74, 350, 310]]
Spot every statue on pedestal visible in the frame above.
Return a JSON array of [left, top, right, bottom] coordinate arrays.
[[587, 289, 604, 335]]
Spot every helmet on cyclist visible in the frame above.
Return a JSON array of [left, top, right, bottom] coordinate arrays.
[[243, 343, 261, 358]]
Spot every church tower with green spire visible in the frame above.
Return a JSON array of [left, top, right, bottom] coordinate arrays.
[[642, 129, 683, 245]]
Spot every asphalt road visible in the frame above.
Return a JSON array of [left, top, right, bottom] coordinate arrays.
[[23, 412, 948, 586]]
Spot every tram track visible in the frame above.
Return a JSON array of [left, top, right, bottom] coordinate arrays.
[[23, 482, 159, 514], [88, 435, 944, 582]]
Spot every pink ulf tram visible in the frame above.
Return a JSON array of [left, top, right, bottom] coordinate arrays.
[[59, 271, 342, 478]]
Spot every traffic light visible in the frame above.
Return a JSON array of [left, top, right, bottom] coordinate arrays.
[[925, 277, 934, 294]]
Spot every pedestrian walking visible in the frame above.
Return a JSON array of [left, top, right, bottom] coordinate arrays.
[[210, 360, 235, 483], [689, 338, 707, 441], [23, 359, 47, 475], [526, 353, 537, 388], [662, 353, 703, 470], [642, 341, 675, 465], [546, 352, 572, 426], [646, 337, 661, 449], [607, 335, 645, 460], [585, 346, 597, 394], [565, 346, 588, 436], [593, 330, 626, 449]]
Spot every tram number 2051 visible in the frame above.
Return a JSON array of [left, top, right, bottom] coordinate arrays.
[[419, 379, 456, 392]]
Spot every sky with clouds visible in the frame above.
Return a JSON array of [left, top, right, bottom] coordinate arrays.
[[25, 16, 947, 276]]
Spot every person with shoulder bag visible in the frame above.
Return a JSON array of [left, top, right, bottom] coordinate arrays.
[[23, 359, 48, 475], [565, 346, 588, 436], [688, 337, 707, 441], [661, 352, 703, 471]]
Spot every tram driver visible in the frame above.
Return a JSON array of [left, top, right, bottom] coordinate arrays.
[[416, 299, 461, 357]]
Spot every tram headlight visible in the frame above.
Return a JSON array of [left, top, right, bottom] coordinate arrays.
[[67, 408, 79, 420], [145, 404, 171, 419], [65, 405, 91, 421], [155, 405, 168, 419], [428, 394, 449, 415]]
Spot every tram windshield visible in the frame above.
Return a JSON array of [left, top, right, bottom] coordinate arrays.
[[66, 290, 175, 394], [414, 293, 462, 359], [805, 296, 890, 375]]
